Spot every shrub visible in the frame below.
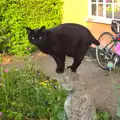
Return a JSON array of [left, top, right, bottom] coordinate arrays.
[[0, 63, 68, 120], [0, 0, 63, 56]]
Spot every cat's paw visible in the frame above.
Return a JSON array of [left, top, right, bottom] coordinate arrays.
[[56, 68, 64, 73], [67, 66, 76, 73]]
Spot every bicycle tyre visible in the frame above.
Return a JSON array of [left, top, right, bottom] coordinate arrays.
[[96, 32, 115, 70]]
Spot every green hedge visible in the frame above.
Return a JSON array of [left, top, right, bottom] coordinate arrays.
[[0, 0, 63, 56]]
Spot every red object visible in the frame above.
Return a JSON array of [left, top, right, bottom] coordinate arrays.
[[117, 37, 120, 40]]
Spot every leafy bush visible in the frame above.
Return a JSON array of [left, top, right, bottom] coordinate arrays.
[[0, 0, 63, 56], [0, 63, 68, 120], [96, 109, 120, 120], [96, 109, 110, 120]]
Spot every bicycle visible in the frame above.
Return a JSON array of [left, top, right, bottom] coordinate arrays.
[[96, 20, 120, 70]]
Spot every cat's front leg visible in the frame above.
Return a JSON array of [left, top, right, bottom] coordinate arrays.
[[56, 55, 66, 73], [51, 55, 65, 73]]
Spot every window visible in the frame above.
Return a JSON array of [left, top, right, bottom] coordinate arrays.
[[88, 0, 120, 24]]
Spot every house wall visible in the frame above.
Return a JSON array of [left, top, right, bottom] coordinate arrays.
[[62, 0, 115, 42], [87, 22, 115, 47], [87, 21, 115, 39], [62, 0, 88, 26]]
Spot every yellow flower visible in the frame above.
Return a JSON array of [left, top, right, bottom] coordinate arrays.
[[39, 82, 47, 86]]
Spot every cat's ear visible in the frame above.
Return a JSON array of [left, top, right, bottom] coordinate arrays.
[[25, 27, 33, 34], [40, 26, 46, 32]]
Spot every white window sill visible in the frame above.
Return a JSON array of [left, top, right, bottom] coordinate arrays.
[[86, 16, 113, 24]]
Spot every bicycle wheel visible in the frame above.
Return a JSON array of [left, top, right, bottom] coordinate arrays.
[[96, 32, 115, 70]]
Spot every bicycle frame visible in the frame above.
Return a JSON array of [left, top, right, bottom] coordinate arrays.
[[102, 34, 120, 60], [96, 20, 120, 70]]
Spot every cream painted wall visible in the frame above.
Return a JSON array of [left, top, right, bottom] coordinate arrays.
[[62, 0, 88, 26]]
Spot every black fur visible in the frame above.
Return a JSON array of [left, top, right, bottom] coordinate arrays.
[[26, 23, 100, 73]]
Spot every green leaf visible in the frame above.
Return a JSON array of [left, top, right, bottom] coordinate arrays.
[[57, 110, 67, 120]]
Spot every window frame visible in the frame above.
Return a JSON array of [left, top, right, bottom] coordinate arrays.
[[87, 0, 120, 24]]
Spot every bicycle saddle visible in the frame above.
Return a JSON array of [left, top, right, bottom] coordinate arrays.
[[111, 20, 120, 34]]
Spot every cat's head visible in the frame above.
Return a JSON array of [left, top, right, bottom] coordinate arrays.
[[26, 26, 46, 46]]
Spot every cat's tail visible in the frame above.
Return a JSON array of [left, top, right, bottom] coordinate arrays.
[[90, 33, 100, 45], [92, 38, 100, 45], [88, 32, 100, 46]]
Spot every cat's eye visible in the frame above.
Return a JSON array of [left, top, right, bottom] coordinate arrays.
[[31, 37, 35, 40]]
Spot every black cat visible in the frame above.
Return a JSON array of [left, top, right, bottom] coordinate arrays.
[[26, 23, 100, 73]]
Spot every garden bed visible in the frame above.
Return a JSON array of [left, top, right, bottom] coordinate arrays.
[[0, 52, 120, 120], [0, 63, 68, 120]]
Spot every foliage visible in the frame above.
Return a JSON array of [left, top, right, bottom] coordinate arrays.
[[0, 63, 68, 120], [0, 0, 63, 56], [96, 109, 120, 120], [96, 109, 110, 120]]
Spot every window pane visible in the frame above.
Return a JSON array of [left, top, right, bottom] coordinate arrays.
[[99, 0, 103, 2], [98, 4, 103, 16], [92, 0, 96, 2], [106, 4, 112, 18], [92, 4, 96, 16], [114, 4, 120, 19], [106, 0, 112, 3], [114, 0, 120, 3]]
